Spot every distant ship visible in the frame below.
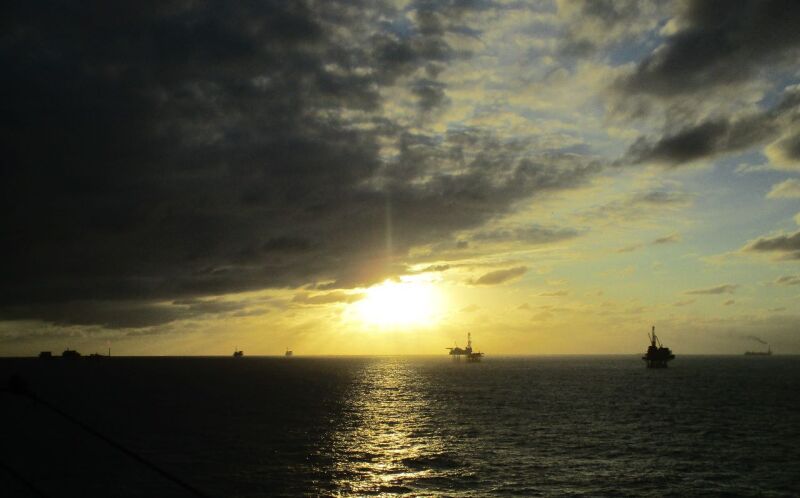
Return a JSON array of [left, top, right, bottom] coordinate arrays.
[[233, 350, 244, 357], [285, 348, 293, 357], [89, 347, 111, 359], [744, 345, 772, 356], [39, 348, 108, 359], [447, 333, 484, 362], [642, 326, 674, 368]]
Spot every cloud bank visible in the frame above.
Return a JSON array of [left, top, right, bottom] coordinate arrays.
[[469, 266, 528, 286], [685, 284, 738, 295], [1, 1, 598, 327]]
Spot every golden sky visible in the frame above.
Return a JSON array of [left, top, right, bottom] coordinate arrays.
[[2, 0, 799, 355]]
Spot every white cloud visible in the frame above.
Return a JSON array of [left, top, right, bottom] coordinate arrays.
[[767, 178, 800, 199]]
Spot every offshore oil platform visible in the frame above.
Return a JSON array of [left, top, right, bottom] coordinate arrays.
[[642, 326, 674, 368], [447, 333, 484, 362]]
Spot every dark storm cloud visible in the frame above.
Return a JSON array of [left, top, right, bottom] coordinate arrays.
[[1, 1, 596, 327], [625, 117, 770, 166], [616, 0, 800, 97], [469, 266, 527, 286], [622, 86, 800, 166], [611, 1, 800, 168], [685, 284, 738, 295], [0, 296, 266, 329], [743, 230, 800, 260]]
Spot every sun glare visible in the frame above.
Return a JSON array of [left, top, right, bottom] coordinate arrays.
[[353, 278, 442, 327]]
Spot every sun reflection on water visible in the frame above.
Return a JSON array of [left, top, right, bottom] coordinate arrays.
[[329, 359, 452, 495]]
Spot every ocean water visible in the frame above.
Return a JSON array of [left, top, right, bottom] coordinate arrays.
[[1, 356, 799, 497]]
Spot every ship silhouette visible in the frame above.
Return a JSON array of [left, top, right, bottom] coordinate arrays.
[[744, 345, 771, 356], [642, 326, 674, 368]]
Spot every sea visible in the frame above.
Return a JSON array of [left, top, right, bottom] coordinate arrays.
[[1, 356, 798, 497]]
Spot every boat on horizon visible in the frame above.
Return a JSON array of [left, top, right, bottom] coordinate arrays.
[[642, 326, 674, 368], [285, 348, 293, 357], [233, 349, 244, 357], [744, 345, 772, 356]]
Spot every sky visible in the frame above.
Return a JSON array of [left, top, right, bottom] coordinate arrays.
[[2, 0, 800, 356]]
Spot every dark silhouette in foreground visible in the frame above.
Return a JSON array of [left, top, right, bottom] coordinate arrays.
[[3, 374, 209, 497], [642, 326, 675, 368]]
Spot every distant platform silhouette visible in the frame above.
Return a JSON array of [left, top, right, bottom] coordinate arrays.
[[447, 333, 484, 361], [642, 326, 674, 368]]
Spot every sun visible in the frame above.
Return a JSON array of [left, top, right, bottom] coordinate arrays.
[[352, 278, 442, 327]]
